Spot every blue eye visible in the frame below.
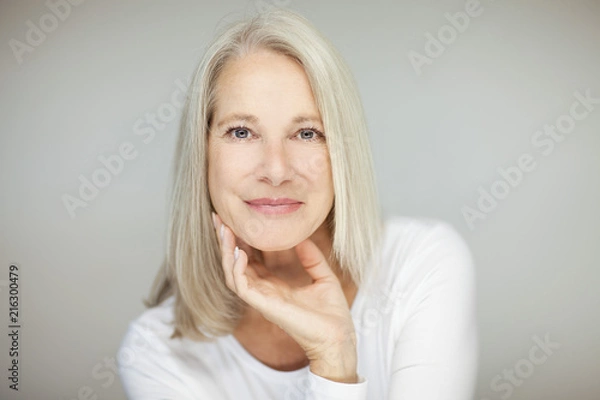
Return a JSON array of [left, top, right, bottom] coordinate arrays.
[[297, 128, 325, 142], [299, 129, 315, 140], [223, 126, 253, 141], [232, 128, 250, 139]]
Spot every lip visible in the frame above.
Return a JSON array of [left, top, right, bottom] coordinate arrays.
[[246, 198, 302, 205], [245, 198, 303, 215]]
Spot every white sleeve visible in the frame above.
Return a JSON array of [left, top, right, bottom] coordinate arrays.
[[117, 322, 200, 400], [304, 370, 368, 400], [388, 222, 479, 400]]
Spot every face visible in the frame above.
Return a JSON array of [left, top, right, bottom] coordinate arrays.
[[207, 49, 334, 251]]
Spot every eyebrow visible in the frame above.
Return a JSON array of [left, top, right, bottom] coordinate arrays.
[[215, 113, 259, 129], [214, 113, 323, 129]]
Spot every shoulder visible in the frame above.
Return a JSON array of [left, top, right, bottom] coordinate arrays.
[[382, 215, 470, 253], [116, 297, 225, 398], [117, 296, 178, 367], [368, 215, 475, 302], [127, 295, 176, 337]]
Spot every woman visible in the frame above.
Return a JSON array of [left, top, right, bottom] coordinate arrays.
[[118, 9, 478, 400]]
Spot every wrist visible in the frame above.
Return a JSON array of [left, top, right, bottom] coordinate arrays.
[[309, 360, 358, 383], [308, 343, 358, 383]]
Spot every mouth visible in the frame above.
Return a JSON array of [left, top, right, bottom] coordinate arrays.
[[245, 198, 303, 215], [246, 198, 303, 206]]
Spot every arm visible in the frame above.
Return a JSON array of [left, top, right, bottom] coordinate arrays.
[[388, 222, 479, 399]]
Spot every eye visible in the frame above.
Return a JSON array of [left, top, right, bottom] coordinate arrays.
[[299, 129, 315, 140], [297, 128, 325, 142], [224, 126, 253, 141], [232, 127, 251, 140]]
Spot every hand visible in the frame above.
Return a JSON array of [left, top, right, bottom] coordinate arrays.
[[212, 212, 357, 373]]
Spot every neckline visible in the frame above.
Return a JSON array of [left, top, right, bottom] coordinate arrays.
[[222, 283, 366, 379]]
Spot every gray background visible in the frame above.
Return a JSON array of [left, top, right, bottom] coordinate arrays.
[[1, 0, 599, 399]]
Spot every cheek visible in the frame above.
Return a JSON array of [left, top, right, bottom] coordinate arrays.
[[207, 149, 229, 198], [208, 147, 248, 200], [208, 144, 229, 175], [303, 150, 332, 185]]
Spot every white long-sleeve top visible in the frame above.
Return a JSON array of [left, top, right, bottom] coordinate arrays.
[[117, 216, 479, 399]]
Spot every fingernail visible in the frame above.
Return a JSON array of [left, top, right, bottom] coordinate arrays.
[[220, 224, 225, 241], [234, 246, 239, 261]]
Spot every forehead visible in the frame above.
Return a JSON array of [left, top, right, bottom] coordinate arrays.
[[212, 49, 321, 120]]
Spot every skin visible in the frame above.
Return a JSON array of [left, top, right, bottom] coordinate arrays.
[[207, 48, 359, 383]]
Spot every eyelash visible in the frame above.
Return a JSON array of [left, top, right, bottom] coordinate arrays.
[[223, 125, 326, 143]]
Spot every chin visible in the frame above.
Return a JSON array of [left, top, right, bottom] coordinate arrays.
[[242, 235, 300, 252]]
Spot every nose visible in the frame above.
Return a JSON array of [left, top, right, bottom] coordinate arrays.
[[257, 139, 295, 186]]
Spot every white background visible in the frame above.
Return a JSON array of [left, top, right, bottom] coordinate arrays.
[[0, 0, 599, 399]]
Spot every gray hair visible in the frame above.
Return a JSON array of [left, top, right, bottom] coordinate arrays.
[[145, 8, 383, 341]]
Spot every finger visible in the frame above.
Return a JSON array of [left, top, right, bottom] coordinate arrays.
[[230, 238, 265, 282], [294, 238, 337, 283], [216, 216, 267, 292], [235, 236, 271, 279], [233, 245, 270, 287], [232, 250, 273, 312], [235, 237, 260, 265], [212, 212, 223, 247], [212, 212, 231, 288], [231, 247, 250, 298], [214, 214, 237, 292]]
